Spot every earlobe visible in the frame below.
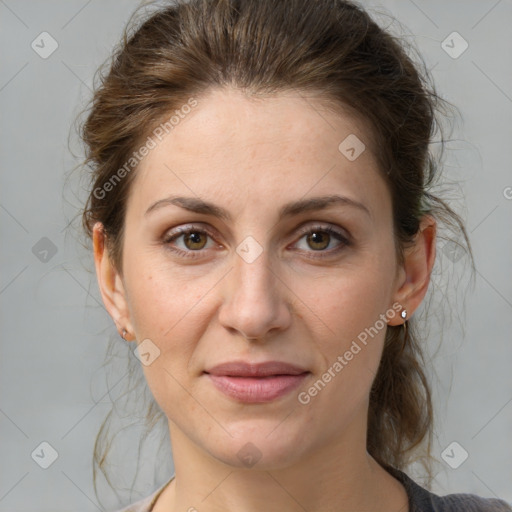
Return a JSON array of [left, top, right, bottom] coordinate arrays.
[[92, 222, 135, 340], [389, 215, 437, 326]]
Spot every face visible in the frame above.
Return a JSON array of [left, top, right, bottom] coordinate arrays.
[[97, 87, 413, 470]]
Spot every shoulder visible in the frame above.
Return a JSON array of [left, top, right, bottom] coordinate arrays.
[[111, 476, 174, 512], [386, 466, 512, 512]]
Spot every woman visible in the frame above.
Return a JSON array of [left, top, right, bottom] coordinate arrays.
[[79, 0, 512, 510]]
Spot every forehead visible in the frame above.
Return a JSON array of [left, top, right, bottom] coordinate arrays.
[[126, 87, 389, 220]]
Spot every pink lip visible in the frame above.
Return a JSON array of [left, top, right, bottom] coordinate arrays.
[[204, 361, 310, 403]]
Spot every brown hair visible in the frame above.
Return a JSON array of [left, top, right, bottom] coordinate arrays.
[[78, 0, 473, 502]]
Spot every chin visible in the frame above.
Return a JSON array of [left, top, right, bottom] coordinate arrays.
[[204, 423, 311, 471]]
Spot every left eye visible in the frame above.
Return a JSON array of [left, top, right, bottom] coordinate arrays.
[[294, 227, 348, 252]]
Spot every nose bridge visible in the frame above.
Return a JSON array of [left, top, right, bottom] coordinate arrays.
[[234, 246, 274, 301]]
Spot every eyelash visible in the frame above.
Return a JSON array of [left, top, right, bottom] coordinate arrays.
[[162, 224, 351, 260]]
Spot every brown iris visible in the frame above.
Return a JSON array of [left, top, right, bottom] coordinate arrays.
[[307, 231, 330, 251], [184, 231, 208, 250]]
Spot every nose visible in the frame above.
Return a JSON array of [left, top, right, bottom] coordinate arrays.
[[218, 246, 292, 342]]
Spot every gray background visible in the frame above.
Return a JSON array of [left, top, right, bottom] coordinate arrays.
[[1, 0, 511, 510]]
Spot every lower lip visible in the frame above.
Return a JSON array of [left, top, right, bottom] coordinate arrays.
[[206, 373, 309, 403]]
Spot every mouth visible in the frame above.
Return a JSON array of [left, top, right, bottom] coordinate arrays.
[[203, 361, 310, 403]]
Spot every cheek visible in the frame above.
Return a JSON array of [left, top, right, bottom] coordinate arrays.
[[125, 252, 209, 339], [294, 255, 395, 403], [295, 282, 390, 439], [122, 251, 225, 395], [297, 259, 395, 345], [126, 273, 203, 419]]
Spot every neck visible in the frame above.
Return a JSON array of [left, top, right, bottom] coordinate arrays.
[[155, 416, 408, 512]]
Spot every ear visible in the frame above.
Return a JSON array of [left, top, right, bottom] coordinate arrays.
[[388, 215, 437, 326], [93, 222, 135, 341]]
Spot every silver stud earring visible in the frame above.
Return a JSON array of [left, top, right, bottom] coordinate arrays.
[[401, 309, 407, 320], [121, 328, 128, 340]]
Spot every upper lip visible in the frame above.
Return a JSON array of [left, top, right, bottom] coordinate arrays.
[[204, 361, 309, 377]]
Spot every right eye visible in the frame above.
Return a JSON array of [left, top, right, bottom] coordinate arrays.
[[162, 225, 219, 259]]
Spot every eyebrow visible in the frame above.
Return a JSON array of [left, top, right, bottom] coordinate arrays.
[[144, 194, 371, 220]]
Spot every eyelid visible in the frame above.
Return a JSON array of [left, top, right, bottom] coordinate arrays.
[[293, 222, 350, 242], [163, 223, 218, 241]]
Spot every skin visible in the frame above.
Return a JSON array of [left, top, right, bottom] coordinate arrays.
[[93, 87, 436, 512]]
